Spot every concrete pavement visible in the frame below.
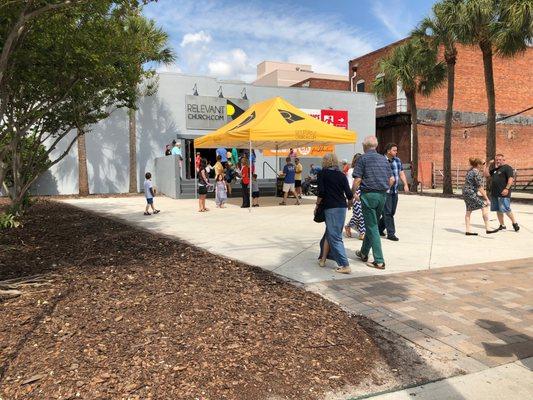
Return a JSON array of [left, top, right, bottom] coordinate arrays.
[[359, 358, 533, 400], [62, 194, 533, 284]]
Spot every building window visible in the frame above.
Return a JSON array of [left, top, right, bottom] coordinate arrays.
[[375, 73, 385, 108], [356, 79, 365, 93]]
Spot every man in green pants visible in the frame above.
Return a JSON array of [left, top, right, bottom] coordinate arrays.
[[352, 136, 393, 269]]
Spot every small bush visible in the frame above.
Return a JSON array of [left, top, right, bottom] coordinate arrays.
[[0, 212, 21, 229]]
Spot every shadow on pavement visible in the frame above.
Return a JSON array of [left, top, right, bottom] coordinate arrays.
[[325, 277, 468, 399], [476, 319, 533, 370]]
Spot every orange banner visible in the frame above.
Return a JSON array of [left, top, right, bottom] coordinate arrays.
[[262, 145, 334, 157]]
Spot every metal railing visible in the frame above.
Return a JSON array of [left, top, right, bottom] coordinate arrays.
[[262, 161, 279, 179], [432, 166, 533, 192]]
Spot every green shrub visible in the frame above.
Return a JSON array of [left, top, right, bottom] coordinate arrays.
[[0, 212, 21, 229]]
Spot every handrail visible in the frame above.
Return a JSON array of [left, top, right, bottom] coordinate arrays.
[[262, 161, 279, 179]]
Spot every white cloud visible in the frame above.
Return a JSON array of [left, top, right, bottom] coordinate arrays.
[[208, 48, 251, 78], [372, 1, 413, 40], [157, 63, 182, 74], [180, 30, 212, 47], [144, 1, 375, 81]]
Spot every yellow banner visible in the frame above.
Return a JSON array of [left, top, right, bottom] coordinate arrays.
[[262, 145, 334, 157]]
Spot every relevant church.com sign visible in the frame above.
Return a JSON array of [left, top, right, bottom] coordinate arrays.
[[263, 108, 349, 157], [185, 95, 248, 130]]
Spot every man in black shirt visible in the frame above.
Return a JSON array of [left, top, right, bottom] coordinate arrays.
[[484, 154, 519, 231]]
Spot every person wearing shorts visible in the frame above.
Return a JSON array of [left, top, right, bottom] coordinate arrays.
[[252, 174, 260, 207], [280, 157, 300, 205], [294, 157, 303, 199], [484, 154, 519, 231], [143, 172, 160, 215]]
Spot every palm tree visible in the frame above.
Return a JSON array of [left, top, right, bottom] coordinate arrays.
[[126, 15, 175, 193], [374, 37, 446, 191], [76, 14, 174, 196], [413, 0, 461, 195], [455, 0, 533, 161]]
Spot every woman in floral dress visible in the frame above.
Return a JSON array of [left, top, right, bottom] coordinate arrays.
[[462, 158, 498, 235]]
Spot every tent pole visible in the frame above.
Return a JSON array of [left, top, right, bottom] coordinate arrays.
[[275, 143, 278, 175], [249, 140, 252, 213]]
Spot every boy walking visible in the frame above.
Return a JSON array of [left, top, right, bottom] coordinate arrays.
[[144, 172, 160, 215], [279, 157, 300, 205]]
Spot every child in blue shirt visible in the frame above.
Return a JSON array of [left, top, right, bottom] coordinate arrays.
[[143, 172, 160, 215]]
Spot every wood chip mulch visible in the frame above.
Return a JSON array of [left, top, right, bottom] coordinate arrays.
[[1, 201, 387, 399]]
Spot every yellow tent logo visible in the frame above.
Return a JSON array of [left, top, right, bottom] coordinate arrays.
[[226, 103, 236, 117]]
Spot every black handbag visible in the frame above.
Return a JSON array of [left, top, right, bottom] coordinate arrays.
[[313, 172, 325, 223], [314, 203, 325, 223]]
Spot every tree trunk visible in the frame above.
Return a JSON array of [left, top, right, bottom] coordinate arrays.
[[128, 108, 137, 193], [77, 129, 89, 196], [443, 55, 456, 195], [480, 42, 496, 161], [407, 92, 419, 192]]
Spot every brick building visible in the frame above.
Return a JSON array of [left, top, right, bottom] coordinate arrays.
[[291, 77, 349, 91], [348, 39, 533, 188], [253, 61, 348, 87]]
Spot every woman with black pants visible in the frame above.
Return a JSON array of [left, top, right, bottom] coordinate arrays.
[[240, 157, 250, 208]]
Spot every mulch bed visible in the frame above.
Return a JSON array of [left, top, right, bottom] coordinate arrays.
[[0, 201, 387, 400]]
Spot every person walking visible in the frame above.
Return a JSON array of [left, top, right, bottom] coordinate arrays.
[[240, 157, 250, 208], [352, 136, 393, 270], [484, 154, 520, 232], [279, 157, 300, 205], [316, 153, 354, 274], [378, 143, 409, 241], [463, 158, 499, 235], [143, 172, 160, 215], [345, 153, 366, 240]]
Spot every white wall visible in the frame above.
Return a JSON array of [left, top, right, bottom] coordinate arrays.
[[31, 73, 375, 195]]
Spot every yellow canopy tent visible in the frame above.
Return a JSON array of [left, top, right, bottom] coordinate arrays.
[[194, 96, 357, 150], [193, 96, 357, 206]]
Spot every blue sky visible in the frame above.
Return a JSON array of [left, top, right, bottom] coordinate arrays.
[[143, 0, 438, 82]]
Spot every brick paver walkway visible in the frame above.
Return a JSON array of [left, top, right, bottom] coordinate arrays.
[[306, 258, 533, 374]]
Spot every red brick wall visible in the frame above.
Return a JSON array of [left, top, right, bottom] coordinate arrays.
[[418, 123, 532, 169], [417, 44, 533, 116], [352, 39, 533, 174], [350, 41, 533, 117], [291, 78, 349, 91]]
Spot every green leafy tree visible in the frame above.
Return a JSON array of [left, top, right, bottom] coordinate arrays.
[[0, 1, 174, 208], [413, 0, 461, 195], [455, 0, 533, 161], [126, 15, 174, 194], [374, 38, 446, 191]]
